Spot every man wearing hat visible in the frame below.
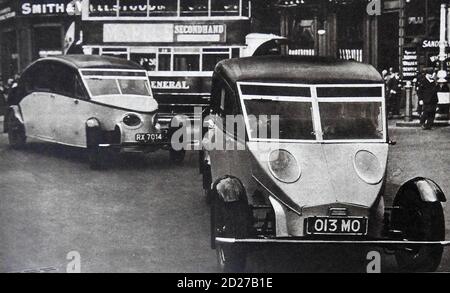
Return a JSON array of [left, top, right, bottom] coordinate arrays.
[[417, 67, 439, 130]]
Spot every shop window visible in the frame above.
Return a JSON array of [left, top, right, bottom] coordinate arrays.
[[33, 26, 63, 60], [158, 54, 171, 71], [202, 53, 230, 71], [118, 0, 148, 17], [131, 53, 157, 71], [149, 0, 178, 17], [211, 0, 240, 16], [89, 0, 118, 17], [174, 54, 200, 71], [180, 0, 209, 17]]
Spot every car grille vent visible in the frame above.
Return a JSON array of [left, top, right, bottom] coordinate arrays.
[[329, 207, 348, 217]]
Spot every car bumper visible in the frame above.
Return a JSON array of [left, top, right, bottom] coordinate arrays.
[[98, 141, 170, 153], [216, 237, 450, 247]]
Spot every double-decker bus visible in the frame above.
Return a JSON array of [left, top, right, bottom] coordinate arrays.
[[78, 0, 284, 128]]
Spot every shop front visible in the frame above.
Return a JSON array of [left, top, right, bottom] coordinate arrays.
[[0, 0, 77, 81]]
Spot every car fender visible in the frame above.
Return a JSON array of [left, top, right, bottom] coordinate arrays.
[[395, 177, 446, 203], [212, 176, 247, 203], [4, 106, 24, 133]]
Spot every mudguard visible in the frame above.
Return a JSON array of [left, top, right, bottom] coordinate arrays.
[[396, 177, 446, 203], [213, 176, 247, 203], [4, 106, 24, 133]]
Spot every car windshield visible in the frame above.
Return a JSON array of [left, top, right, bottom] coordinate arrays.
[[239, 83, 385, 142], [85, 78, 151, 97], [81, 70, 152, 97], [320, 102, 384, 140]]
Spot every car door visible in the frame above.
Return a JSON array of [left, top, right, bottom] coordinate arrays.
[[19, 62, 56, 140], [52, 65, 91, 147]]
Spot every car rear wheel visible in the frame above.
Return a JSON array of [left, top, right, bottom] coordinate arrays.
[[7, 112, 26, 149], [393, 188, 445, 272], [212, 194, 250, 273]]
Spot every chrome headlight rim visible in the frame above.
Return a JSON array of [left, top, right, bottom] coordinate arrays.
[[267, 149, 302, 184]]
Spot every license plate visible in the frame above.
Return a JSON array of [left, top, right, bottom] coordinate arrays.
[[135, 133, 163, 143], [306, 217, 368, 235]]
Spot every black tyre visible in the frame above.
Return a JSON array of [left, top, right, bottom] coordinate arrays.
[[212, 193, 250, 273], [393, 187, 445, 272], [88, 146, 108, 170], [7, 112, 26, 149], [169, 148, 185, 164]]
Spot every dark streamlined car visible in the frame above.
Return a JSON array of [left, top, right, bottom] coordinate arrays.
[[4, 55, 176, 168], [201, 56, 448, 272]]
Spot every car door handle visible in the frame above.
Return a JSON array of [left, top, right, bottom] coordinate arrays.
[[74, 99, 79, 105], [50, 94, 56, 98]]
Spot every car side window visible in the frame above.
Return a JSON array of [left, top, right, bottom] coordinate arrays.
[[75, 75, 89, 100], [54, 64, 75, 97], [33, 63, 55, 92]]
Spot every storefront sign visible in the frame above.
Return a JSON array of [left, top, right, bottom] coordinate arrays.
[[402, 49, 418, 80], [174, 24, 226, 42], [422, 40, 450, 48], [20, 0, 81, 16], [0, 7, 16, 21]]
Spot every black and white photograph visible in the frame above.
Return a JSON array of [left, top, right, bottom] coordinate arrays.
[[0, 0, 449, 277]]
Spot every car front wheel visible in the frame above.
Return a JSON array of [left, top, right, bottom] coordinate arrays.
[[7, 112, 26, 149], [212, 194, 250, 273], [393, 190, 445, 272]]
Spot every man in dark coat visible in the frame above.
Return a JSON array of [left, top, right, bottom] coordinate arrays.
[[387, 72, 401, 117], [418, 68, 439, 130]]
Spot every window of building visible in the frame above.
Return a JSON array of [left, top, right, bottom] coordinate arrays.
[[211, 0, 240, 16], [33, 25, 63, 60], [180, 0, 209, 17]]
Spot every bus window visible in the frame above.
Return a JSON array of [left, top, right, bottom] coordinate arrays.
[[174, 54, 200, 71], [119, 0, 148, 17], [131, 53, 157, 71], [89, 0, 118, 17], [180, 0, 209, 17], [211, 0, 240, 16], [150, 0, 178, 17], [158, 54, 171, 71], [202, 53, 230, 71]]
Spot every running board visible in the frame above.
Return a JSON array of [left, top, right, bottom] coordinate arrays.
[[216, 237, 450, 246]]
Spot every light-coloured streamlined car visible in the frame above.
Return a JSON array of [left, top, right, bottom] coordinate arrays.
[[4, 55, 177, 169], [201, 56, 448, 272]]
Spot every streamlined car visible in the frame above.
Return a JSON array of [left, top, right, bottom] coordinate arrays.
[[201, 56, 448, 272], [4, 55, 174, 169]]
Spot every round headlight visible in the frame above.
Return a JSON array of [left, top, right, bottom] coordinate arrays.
[[353, 150, 383, 185], [268, 149, 301, 183], [123, 114, 142, 127]]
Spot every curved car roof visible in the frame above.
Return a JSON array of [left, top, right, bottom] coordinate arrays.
[[215, 56, 383, 85], [33, 55, 143, 70]]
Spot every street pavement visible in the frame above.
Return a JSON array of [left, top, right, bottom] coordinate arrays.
[[0, 120, 449, 273]]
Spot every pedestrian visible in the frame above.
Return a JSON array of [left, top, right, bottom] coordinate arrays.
[[418, 68, 438, 130], [0, 79, 6, 113], [387, 72, 401, 117]]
